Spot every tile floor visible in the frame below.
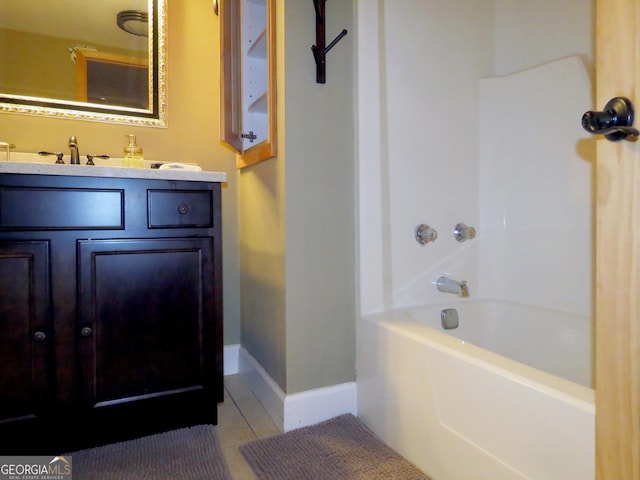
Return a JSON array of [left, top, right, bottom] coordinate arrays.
[[217, 374, 283, 479]]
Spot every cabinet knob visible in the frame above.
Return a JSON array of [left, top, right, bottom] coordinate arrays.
[[177, 203, 190, 215], [33, 331, 47, 342], [80, 327, 93, 338]]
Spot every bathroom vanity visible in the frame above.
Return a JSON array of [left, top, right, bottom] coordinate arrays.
[[0, 163, 225, 453]]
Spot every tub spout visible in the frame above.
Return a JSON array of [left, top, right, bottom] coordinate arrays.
[[436, 276, 469, 297]]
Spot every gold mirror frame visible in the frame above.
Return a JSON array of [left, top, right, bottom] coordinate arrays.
[[0, 0, 167, 128]]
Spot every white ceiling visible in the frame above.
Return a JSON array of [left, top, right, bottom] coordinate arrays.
[[0, 0, 150, 51]]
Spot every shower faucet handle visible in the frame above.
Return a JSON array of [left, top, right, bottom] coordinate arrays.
[[453, 223, 476, 242], [415, 224, 438, 245]]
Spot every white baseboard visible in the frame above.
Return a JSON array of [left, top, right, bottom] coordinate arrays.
[[238, 347, 286, 428], [237, 346, 357, 432], [224, 344, 240, 376], [283, 382, 358, 431]]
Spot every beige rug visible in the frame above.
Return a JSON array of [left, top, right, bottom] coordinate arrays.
[[67, 424, 232, 480], [239, 414, 432, 480]]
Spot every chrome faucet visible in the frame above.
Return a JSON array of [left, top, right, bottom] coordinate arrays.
[[68, 136, 80, 164], [436, 276, 469, 297]]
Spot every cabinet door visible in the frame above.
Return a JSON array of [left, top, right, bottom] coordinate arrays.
[[221, 0, 277, 168], [0, 241, 51, 426], [77, 238, 217, 426]]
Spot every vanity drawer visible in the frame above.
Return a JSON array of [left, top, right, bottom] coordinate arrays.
[[147, 190, 213, 228], [0, 186, 124, 230]]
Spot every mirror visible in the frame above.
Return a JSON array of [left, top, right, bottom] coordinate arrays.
[[0, 0, 166, 127]]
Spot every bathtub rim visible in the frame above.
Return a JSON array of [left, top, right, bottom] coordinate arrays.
[[398, 297, 590, 320], [361, 306, 595, 413]]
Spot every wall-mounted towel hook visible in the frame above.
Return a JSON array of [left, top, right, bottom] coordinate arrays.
[[311, 0, 348, 84]]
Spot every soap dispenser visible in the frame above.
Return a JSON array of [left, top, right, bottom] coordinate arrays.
[[124, 134, 144, 167]]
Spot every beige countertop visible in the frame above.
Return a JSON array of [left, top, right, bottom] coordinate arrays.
[[0, 154, 227, 183]]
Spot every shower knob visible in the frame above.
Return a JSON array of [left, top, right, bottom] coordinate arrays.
[[453, 223, 476, 242], [415, 224, 437, 245], [581, 96, 640, 141]]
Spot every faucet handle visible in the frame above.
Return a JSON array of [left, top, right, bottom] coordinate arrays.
[[453, 223, 476, 242], [39, 151, 64, 164], [86, 154, 109, 166], [415, 224, 438, 245]]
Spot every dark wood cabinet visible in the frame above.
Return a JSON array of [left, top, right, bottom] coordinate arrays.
[[0, 241, 51, 426], [0, 173, 223, 454], [76, 237, 216, 408]]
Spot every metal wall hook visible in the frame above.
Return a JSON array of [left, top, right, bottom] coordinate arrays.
[[311, 0, 348, 84], [581, 96, 640, 141]]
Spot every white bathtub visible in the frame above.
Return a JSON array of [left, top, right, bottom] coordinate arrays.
[[356, 300, 595, 480]]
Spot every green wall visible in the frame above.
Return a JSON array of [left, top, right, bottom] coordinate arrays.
[[239, 0, 355, 394]]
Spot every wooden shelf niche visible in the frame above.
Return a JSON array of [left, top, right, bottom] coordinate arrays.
[[221, 0, 277, 169]]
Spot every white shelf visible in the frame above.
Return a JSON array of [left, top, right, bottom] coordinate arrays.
[[247, 29, 267, 59], [248, 92, 268, 114], [222, 0, 276, 167]]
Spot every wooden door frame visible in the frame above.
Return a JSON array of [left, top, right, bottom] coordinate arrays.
[[595, 0, 640, 478]]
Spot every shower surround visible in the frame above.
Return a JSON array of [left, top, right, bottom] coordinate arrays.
[[356, 1, 594, 478]]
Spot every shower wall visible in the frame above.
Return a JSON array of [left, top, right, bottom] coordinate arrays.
[[358, 0, 594, 315], [478, 57, 593, 314]]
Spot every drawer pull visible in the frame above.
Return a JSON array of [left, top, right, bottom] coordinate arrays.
[[80, 327, 93, 338], [33, 331, 47, 342], [148, 190, 212, 228]]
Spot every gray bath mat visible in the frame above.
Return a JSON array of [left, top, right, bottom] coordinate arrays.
[[239, 413, 432, 479], [67, 424, 232, 480]]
